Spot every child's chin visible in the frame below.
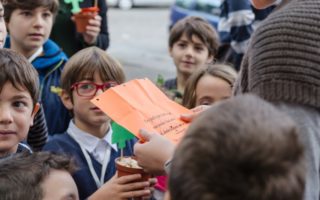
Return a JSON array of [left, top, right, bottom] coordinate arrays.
[[93, 117, 110, 124]]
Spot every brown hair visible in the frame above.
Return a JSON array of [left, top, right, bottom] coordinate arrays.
[[169, 94, 305, 200], [169, 16, 220, 58], [4, 0, 59, 22], [182, 63, 237, 108], [0, 49, 39, 105], [0, 152, 77, 200], [61, 46, 125, 97]]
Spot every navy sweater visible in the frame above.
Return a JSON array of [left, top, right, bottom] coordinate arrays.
[[43, 133, 135, 200]]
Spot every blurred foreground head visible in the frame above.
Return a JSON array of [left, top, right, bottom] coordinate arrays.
[[0, 152, 78, 200], [169, 94, 305, 200]]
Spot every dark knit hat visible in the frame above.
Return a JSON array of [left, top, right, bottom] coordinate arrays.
[[234, 0, 320, 109]]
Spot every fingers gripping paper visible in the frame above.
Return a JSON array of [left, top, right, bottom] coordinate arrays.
[[91, 78, 192, 143]]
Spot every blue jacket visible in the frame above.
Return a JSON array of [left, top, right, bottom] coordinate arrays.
[[5, 38, 71, 135], [43, 132, 136, 200]]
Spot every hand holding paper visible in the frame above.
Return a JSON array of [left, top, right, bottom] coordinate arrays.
[[91, 78, 193, 143], [134, 129, 175, 175]]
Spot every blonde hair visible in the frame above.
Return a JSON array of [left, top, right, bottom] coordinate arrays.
[[182, 63, 237, 108]]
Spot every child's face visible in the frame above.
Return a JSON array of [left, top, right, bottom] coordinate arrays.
[[0, 82, 38, 156], [41, 169, 79, 200], [7, 6, 53, 57], [61, 72, 112, 136], [170, 33, 213, 77], [0, 2, 7, 48], [195, 74, 232, 107]]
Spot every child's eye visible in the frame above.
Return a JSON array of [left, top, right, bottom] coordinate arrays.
[[79, 83, 95, 90], [42, 12, 52, 18], [200, 102, 213, 106], [12, 101, 27, 109], [177, 42, 187, 48], [195, 46, 204, 52], [202, 102, 212, 105], [21, 11, 32, 16], [199, 99, 214, 106]]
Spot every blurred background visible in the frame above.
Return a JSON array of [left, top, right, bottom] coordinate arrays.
[[106, 0, 221, 81]]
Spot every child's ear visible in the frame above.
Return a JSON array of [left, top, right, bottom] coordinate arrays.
[[169, 47, 173, 57], [206, 55, 214, 64], [29, 103, 40, 126], [60, 90, 74, 110]]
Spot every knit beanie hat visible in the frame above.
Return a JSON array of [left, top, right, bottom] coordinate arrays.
[[234, 0, 320, 109]]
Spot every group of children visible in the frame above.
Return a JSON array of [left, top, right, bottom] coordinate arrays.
[[0, 0, 316, 199], [0, 0, 154, 199], [135, 1, 320, 200]]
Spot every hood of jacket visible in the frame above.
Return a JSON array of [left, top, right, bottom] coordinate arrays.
[[5, 37, 68, 70]]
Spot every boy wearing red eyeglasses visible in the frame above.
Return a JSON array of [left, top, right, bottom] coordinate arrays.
[[43, 47, 154, 200]]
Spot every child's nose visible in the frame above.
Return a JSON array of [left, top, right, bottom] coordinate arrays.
[[33, 14, 45, 27], [0, 106, 13, 124], [185, 46, 194, 57], [95, 88, 104, 96]]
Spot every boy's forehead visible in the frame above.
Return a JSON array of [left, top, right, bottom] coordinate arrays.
[[0, 81, 32, 98], [74, 69, 111, 83], [179, 33, 206, 45], [4, 81, 27, 91], [16, 6, 52, 11]]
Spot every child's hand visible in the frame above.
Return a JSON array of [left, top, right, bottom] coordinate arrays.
[[180, 105, 210, 123], [88, 173, 152, 200], [134, 129, 175, 175], [142, 177, 157, 200], [83, 14, 101, 45]]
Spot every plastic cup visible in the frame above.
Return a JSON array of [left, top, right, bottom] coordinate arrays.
[[73, 7, 99, 33]]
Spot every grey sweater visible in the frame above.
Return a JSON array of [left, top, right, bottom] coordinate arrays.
[[234, 0, 320, 107], [276, 104, 320, 200], [234, 0, 320, 199]]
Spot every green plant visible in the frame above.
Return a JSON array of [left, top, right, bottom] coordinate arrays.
[[64, 0, 84, 13]]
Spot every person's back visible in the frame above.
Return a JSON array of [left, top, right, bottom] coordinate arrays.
[[234, 0, 320, 199], [167, 94, 305, 200], [276, 103, 320, 199], [4, 0, 71, 135]]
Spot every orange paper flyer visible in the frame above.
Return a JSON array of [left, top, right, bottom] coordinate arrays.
[[90, 78, 192, 143]]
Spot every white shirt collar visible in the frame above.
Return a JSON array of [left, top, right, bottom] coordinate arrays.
[[28, 46, 43, 63], [67, 120, 118, 153]]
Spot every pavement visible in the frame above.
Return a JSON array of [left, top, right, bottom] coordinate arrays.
[[107, 8, 176, 82]]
